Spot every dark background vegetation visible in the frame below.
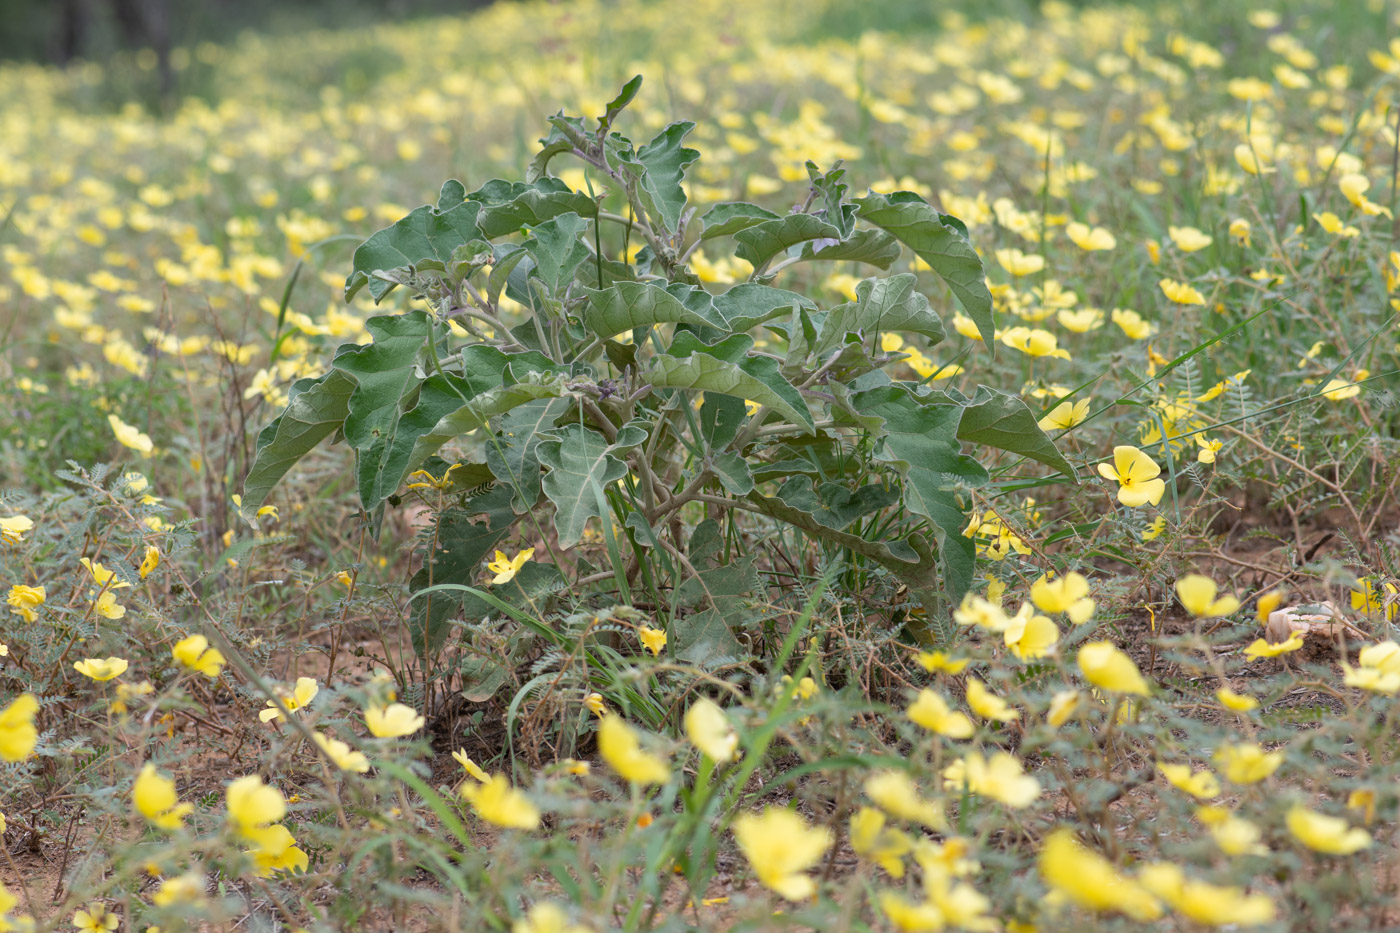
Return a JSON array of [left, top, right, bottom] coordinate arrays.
[[0, 0, 485, 68]]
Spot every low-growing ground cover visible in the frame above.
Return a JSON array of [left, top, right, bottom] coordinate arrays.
[[0, 0, 1399, 930]]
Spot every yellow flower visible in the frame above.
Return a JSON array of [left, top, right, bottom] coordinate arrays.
[[487, 548, 534, 585], [1339, 173, 1393, 217], [638, 625, 667, 656], [108, 414, 154, 455], [133, 763, 193, 829], [1313, 212, 1359, 238], [1097, 446, 1166, 508], [1030, 571, 1095, 623], [1216, 688, 1259, 712], [151, 873, 206, 908], [7, 584, 46, 622], [72, 903, 119, 932], [1175, 574, 1240, 618], [913, 650, 970, 675], [259, 676, 319, 722], [1243, 632, 1305, 660], [1347, 789, 1377, 825], [1213, 743, 1283, 784], [597, 716, 669, 785], [73, 657, 129, 682], [511, 902, 592, 933], [995, 248, 1045, 277], [1342, 640, 1400, 693], [0, 694, 39, 761], [907, 689, 974, 739], [732, 807, 831, 901], [1157, 763, 1220, 799], [1197, 806, 1269, 856], [963, 751, 1039, 808], [453, 749, 491, 782], [80, 557, 131, 589], [138, 546, 160, 580], [849, 807, 911, 877], [953, 593, 1011, 632], [226, 775, 307, 874], [0, 515, 34, 545], [1057, 308, 1104, 332], [865, 770, 945, 829], [1001, 326, 1071, 360], [1286, 805, 1371, 855], [1254, 591, 1282, 622], [965, 678, 1018, 721], [1167, 225, 1212, 252], [951, 313, 983, 341], [1003, 604, 1060, 660], [1037, 398, 1090, 432], [462, 774, 541, 830], [1137, 862, 1275, 927], [1078, 642, 1149, 695], [92, 591, 125, 620], [1234, 143, 1275, 175], [584, 692, 606, 716], [1351, 580, 1399, 620], [1038, 830, 1162, 920], [1111, 307, 1157, 339], [1159, 277, 1206, 306], [171, 634, 225, 677], [1228, 218, 1252, 245], [365, 702, 425, 738], [1047, 689, 1080, 727], [684, 697, 738, 763], [314, 734, 370, 773], [1065, 222, 1116, 251]]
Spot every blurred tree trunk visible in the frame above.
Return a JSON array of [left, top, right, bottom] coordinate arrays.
[[110, 0, 173, 96], [55, 0, 89, 63]]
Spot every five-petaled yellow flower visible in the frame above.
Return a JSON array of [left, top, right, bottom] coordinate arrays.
[[1175, 574, 1240, 618], [134, 763, 193, 829], [597, 715, 670, 785], [732, 807, 832, 901], [1098, 446, 1167, 507], [260, 676, 319, 722], [365, 702, 425, 738], [172, 634, 226, 678], [1078, 642, 1149, 695], [487, 548, 534, 585], [74, 657, 129, 682]]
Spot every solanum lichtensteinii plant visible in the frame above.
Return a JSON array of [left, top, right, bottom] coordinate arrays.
[[241, 77, 1074, 674]]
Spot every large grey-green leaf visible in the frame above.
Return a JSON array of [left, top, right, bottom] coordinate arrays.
[[468, 177, 598, 239], [801, 228, 902, 268], [699, 201, 781, 239], [344, 181, 484, 302], [853, 385, 986, 481], [733, 213, 841, 269], [900, 472, 978, 601], [854, 191, 995, 346], [713, 283, 814, 332], [536, 424, 628, 548], [649, 352, 813, 432], [581, 281, 724, 338], [336, 312, 436, 512], [240, 369, 355, 518], [405, 374, 568, 471], [485, 397, 571, 514], [956, 385, 1076, 479], [523, 212, 590, 293], [629, 121, 700, 234], [816, 274, 946, 357], [776, 476, 899, 531]]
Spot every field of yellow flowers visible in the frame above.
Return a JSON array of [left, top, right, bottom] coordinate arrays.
[[2, 0, 1400, 929]]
